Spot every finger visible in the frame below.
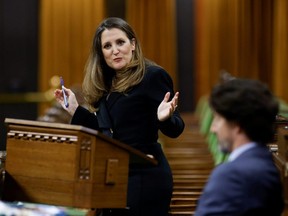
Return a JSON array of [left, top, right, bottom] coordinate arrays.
[[163, 92, 171, 102], [54, 89, 67, 107], [171, 92, 179, 105], [62, 86, 71, 96], [173, 92, 179, 101], [171, 92, 179, 112], [54, 89, 63, 99]]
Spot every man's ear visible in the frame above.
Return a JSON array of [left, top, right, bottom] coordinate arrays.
[[229, 121, 241, 134], [234, 123, 243, 135]]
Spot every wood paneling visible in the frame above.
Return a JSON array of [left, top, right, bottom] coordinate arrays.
[[39, 0, 105, 112], [273, 0, 288, 100], [195, 0, 288, 104], [126, 0, 177, 88]]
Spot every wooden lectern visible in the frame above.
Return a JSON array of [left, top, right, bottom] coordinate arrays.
[[2, 118, 157, 209]]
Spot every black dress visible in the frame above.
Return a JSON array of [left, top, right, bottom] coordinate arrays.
[[71, 65, 185, 216]]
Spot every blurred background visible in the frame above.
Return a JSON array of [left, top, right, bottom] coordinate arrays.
[[0, 0, 288, 150]]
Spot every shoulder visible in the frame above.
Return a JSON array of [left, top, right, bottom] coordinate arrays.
[[146, 65, 167, 74], [139, 64, 175, 95], [210, 163, 235, 180], [233, 146, 275, 172], [144, 65, 172, 82], [212, 152, 274, 183], [215, 149, 276, 183], [208, 162, 249, 188]]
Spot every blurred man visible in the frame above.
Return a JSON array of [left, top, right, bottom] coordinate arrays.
[[194, 78, 284, 216]]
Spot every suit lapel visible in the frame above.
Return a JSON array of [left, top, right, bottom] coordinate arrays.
[[106, 92, 124, 109]]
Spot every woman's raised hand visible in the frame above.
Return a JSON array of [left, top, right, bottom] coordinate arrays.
[[54, 87, 79, 116], [157, 92, 179, 121]]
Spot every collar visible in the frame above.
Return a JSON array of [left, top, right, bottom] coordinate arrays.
[[228, 142, 257, 162]]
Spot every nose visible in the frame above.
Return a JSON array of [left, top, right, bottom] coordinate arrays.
[[112, 45, 119, 55], [210, 118, 217, 133]]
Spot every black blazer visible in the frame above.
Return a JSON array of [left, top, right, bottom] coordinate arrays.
[[71, 65, 184, 152], [71, 65, 185, 216]]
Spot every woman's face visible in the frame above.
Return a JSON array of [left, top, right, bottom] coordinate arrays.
[[101, 28, 135, 71]]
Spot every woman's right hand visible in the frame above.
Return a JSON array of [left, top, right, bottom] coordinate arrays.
[[54, 87, 79, 116]]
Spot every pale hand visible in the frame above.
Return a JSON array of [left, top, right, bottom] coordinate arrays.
[[157, 92, 179, 121], [54, 87, 79, 116]]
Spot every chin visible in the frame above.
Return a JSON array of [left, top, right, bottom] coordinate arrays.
[[111, 62, 127, 70], [218, 142, 232, 154], [220, 148, 231, 154]]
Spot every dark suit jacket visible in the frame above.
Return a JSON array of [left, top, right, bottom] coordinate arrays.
[[71, 65, 185, 216], [194, 144, 284, 216]]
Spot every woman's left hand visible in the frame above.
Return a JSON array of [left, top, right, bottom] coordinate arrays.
[[157, 92, 179, 121]]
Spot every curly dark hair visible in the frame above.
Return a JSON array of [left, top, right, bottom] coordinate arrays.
[[209, 78, 279, 144]]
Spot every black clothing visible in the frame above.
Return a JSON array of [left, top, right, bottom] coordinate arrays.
[[71, 65, 185, 216]]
